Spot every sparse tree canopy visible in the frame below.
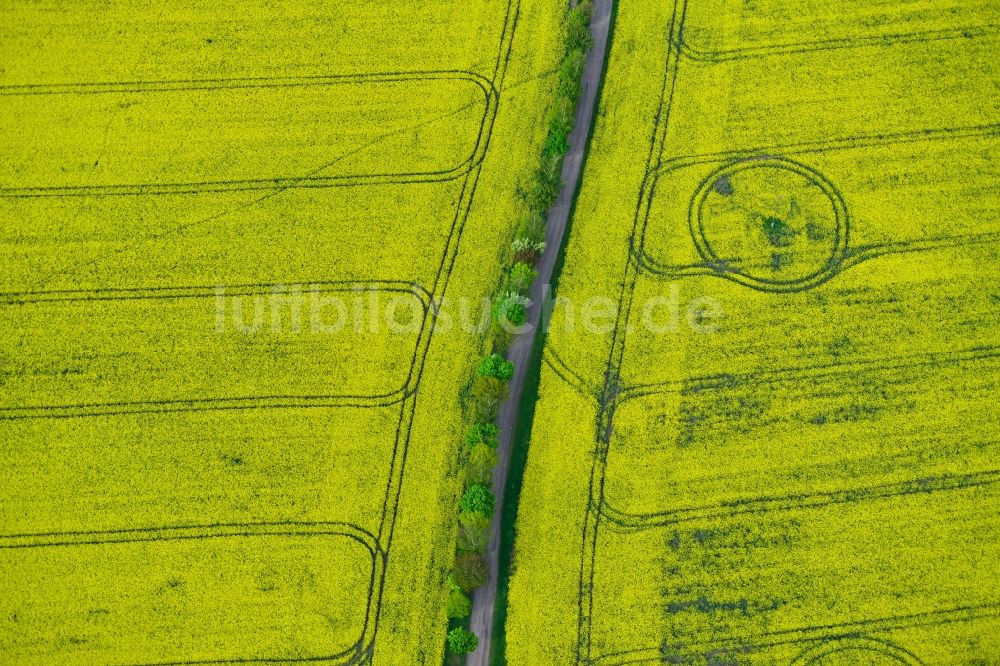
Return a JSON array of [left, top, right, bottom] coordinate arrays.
[[457, 510, 491, 553], [453, 553, 489, 592]]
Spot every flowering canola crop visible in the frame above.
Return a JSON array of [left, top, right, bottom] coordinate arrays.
[[0, 1, 563, 663], [507, 0, 1000, 663]]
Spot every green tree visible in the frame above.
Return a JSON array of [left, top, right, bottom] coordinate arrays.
[[543, 125, 571, 159], [446, 627, 479, 654], [508, 261, 539, 294], [544, 97, 575, 158], [557, 48, 586, 100], [470, 375, 508, 422], [493, 296, 527, 330], [460, 484, 496, 519], [465, 443, 499, 487], [465, 423, 499, 448], [457, 510, 492, 553], [476, 353, 514, 380], [526, 154, 563, 211]]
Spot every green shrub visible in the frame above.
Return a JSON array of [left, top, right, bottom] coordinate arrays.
[[496, 360, 515, 382], [493, 295, 527, 329], [544, 98, 576, 161], [566, 1, 593, 52], [508, 261, 539, 294], [476, 353, 498, 377], [446, 627, 479, 654], [543, 125, 571, 159], [445, 588, 472, 620]]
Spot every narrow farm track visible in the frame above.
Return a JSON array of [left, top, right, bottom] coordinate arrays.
[[466, 1, 614, 663]]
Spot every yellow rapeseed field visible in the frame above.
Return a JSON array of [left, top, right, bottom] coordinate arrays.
[[508, 0, 1000, 663], [0, 1, 563, 663]]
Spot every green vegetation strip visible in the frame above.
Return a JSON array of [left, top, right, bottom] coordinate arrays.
[[441, 1, 595, 659]]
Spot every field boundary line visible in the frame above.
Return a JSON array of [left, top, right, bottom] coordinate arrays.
[[576, 0, 689, 661]]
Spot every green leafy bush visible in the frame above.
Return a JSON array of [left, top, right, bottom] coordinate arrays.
[[445, 588, 472, 620], [446, 627, 479, 654], [508, 261, 539, 294]]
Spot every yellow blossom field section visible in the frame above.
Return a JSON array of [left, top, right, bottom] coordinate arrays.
[[0, 0, 565, 664], [508, 0, 1000, 664]]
